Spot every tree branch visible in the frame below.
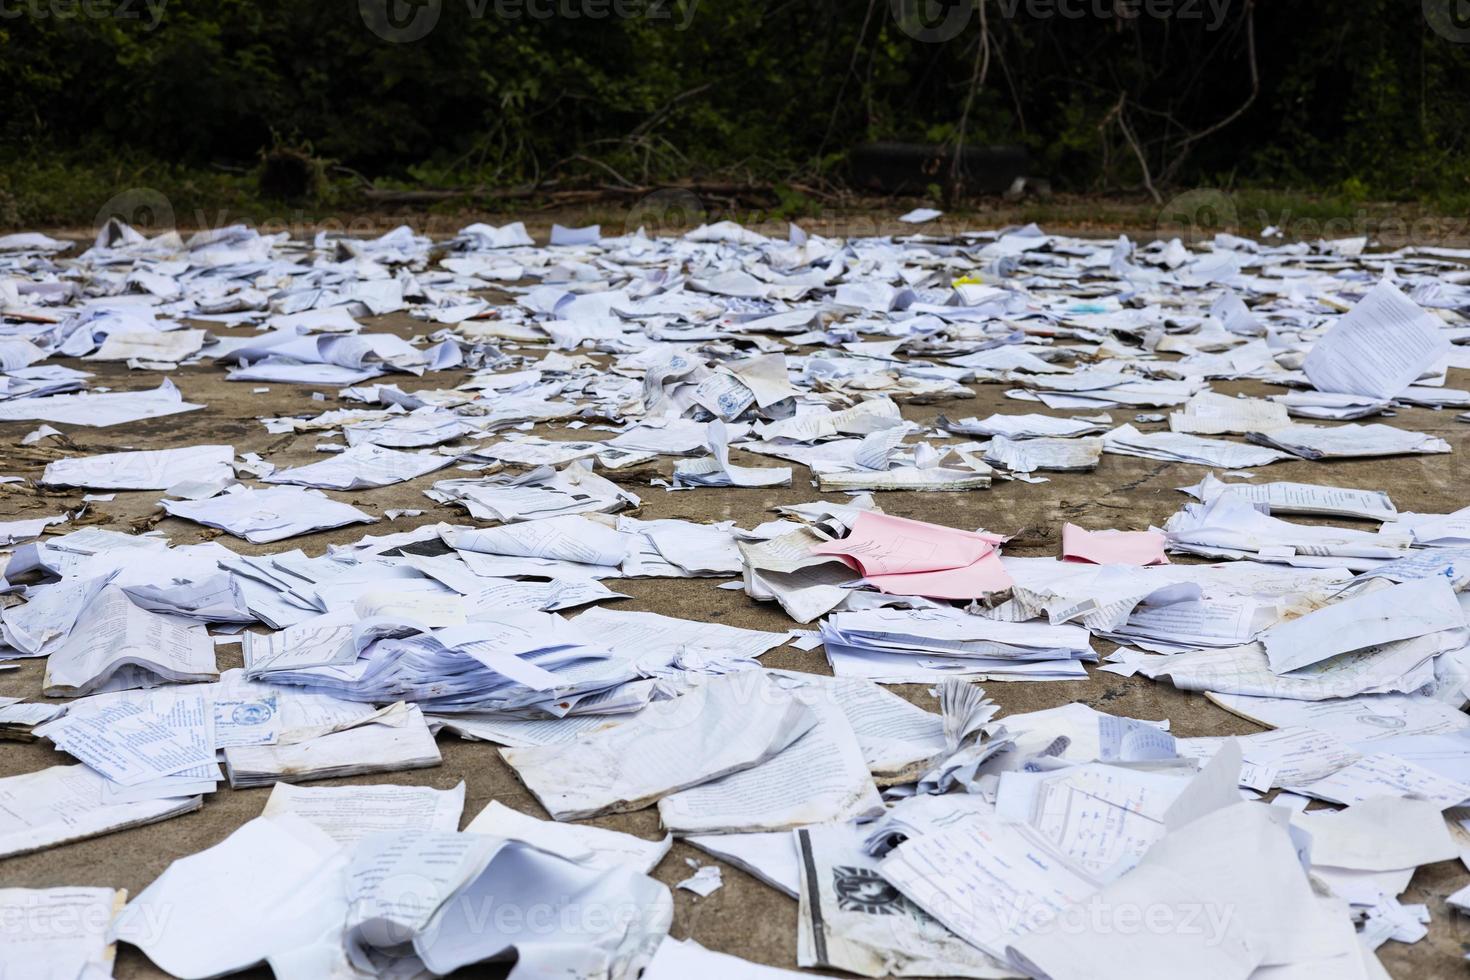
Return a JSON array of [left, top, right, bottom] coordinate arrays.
[[949, 0, 993, 199]]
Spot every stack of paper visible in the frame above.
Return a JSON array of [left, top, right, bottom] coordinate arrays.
[[0, 765, 203, 858], [42, 444, 234, 490], [42, 585, 217, 696], [501, 672, 816, 819], [223, 702, 442, 788], [1180, 472, 1398, 521], [1169, 390, 1290, 434], [986, 435, 1103, 473], [263, 444, 455, 489], [1247, 422, 1452, 459], [1164, 494, 1415, 570], [161, 485, 377, 542], [939, 412, 1109, 439], [1103, 423, 1293, 468], [820, 607, 1094, 683], [429, 460, 639, 521]]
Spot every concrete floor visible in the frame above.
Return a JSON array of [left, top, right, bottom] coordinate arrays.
[[1, 295, 1468, 978]]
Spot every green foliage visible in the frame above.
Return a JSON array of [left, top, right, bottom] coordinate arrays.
[[2, 0, 1468, 225], [767, 185, 821, 221]]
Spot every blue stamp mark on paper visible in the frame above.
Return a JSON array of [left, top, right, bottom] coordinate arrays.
[[232, 701, 274, 726]]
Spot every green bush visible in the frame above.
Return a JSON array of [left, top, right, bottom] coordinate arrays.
[[2, 0, 1467, 222]]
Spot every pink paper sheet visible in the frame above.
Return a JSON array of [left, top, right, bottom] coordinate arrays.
[[1060, 522, 1168, 567], [811, 511, 1013, 599], [865, 550, 1014, 600]]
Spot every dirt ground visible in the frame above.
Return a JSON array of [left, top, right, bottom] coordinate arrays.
[[2, 248, 1469, 978]]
